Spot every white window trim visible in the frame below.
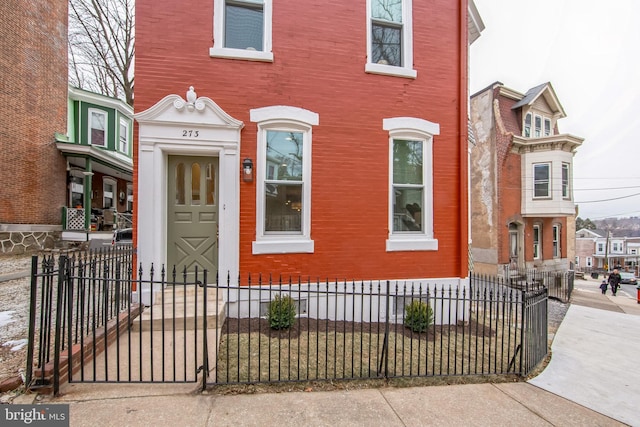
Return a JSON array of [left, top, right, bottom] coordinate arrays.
[[103, 177, 117, 209], [561, 162, 570, 200], [250, 106, 319, 254], [210, 0, 274, 62], [384, 117, 439, 252], [586, 256, 593, 267], [88, 108, 107, 147], [534, 114, 542, 137], [533, 224, 541, 260], [119, 117, 130, 155], [533, 163, 551, 199], [544, 117, 552, 136], [524, 112, 532, 137], [552, 224, 560, 258], [365, 0, 416, 79]]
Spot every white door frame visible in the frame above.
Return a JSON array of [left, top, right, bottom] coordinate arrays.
[[135, 87, 243, 283]]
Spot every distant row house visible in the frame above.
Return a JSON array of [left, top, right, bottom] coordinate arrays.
[[575, 228, 640, 275]]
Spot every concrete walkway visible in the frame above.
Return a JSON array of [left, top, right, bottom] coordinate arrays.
[[13, 275, 639, 426]]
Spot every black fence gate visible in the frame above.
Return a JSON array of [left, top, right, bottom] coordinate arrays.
[[25, 249, 210, 394]]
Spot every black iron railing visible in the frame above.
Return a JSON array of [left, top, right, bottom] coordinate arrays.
[[209, 275, 548, 386], [26, 259, 549, 394]]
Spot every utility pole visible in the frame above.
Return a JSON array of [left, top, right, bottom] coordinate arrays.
[[604, 231, 610, 272]]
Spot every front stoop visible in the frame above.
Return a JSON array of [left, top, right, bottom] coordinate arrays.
[[133, 285, 226, 332]]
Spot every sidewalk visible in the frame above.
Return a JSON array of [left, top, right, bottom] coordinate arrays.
[[14, 275, 638, 426]]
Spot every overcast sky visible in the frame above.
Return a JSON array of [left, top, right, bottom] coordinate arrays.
[[470, 0, 640, 220]]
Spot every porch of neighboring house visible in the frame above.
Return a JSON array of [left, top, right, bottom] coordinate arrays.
[[61, 207, 133, 244]]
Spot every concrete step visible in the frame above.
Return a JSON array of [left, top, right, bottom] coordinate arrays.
[[133, 286, 226, 332]]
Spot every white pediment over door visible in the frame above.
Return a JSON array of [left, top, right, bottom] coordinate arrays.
[[135, 86, 243, 129], [133, 86, 243, 290]]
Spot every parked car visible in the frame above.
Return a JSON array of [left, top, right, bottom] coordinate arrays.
[[618, 272, 637, 285], [111, 228, 133, 247]]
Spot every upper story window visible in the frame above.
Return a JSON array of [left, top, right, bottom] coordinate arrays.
[[544, 118, 552, 136], [119, 118, 129, 155], [562, 162, 570, 199], [534, 115, 542, 137], [250, 106, 319, 254], [366, 0, 416, 79], [211, 0, 273, 62], [384, 117, 439, 251], [89, 109, 107, 147], [533, 163, 550, 198], [524, 113, 532, 137], [533, 224, 541, 259], [597, 242, 604, 254]]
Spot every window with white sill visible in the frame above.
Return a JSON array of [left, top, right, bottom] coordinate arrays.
[[103, 178, 116, 209], [384, 117, 439, 251], [533, 224, 541, 260], [366, 0, 416, 79], [89, 109, 107, 147], [119, 117, 130, 155], [524, 113, 532, 137], [552, 224, 561, 258], [211, 0, 273, 62], [250, 106, 319, 254], [562, 162, 570, 199], [533, 163, 550, 198]]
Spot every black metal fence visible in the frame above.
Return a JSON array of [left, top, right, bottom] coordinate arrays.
[[26, 254, 550, 394], [484, 269, 573, 303], [209, 276, 548, 387]]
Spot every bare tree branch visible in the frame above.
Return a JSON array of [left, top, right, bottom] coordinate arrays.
[[68, 0, 135, 106]]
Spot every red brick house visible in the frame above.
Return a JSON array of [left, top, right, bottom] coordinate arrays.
[[470, 82, 584, 276], [0, 1, 68, 253], [134, 0, 484, 296]]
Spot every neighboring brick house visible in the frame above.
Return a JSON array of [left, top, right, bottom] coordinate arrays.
[[0, 1, 68, 253], [575, 228, 601, 272], [470, 82, 584, 275], [55, 87, 134, 239], [133, 0, 484, 298]]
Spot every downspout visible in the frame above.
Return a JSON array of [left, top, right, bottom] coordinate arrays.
[[459, 0, 469, 279]]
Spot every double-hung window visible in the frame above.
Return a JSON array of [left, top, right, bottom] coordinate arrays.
[[250, 106, 319, 254], [552, 224, 561, 258], [366, 0, 416, 78], [103, 178, 116, 209], [534, 115, 542, 137], [524, 113, 532, 137], [561, 162, 570, 199], [89, 109, 107, 147], [211, 0, 273, 62], [533, 224, 541, 259], [544, 118, 552, 136], [533, 163, 550, 198], [119, 118, 130, 155], [384, 117, 439, 251]]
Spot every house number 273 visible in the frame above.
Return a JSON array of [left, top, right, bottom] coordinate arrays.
[[182, 130, 199, 137]]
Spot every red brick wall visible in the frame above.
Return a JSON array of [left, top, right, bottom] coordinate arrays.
[[135, 0, 468, 279], [0, 0, 68, 225]]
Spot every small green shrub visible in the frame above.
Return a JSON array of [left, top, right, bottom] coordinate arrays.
[[404, 300, 433, 333], [267, 295, 297, 330]]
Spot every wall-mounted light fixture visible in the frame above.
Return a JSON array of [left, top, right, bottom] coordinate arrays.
[[242, 158, 254, 182]]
